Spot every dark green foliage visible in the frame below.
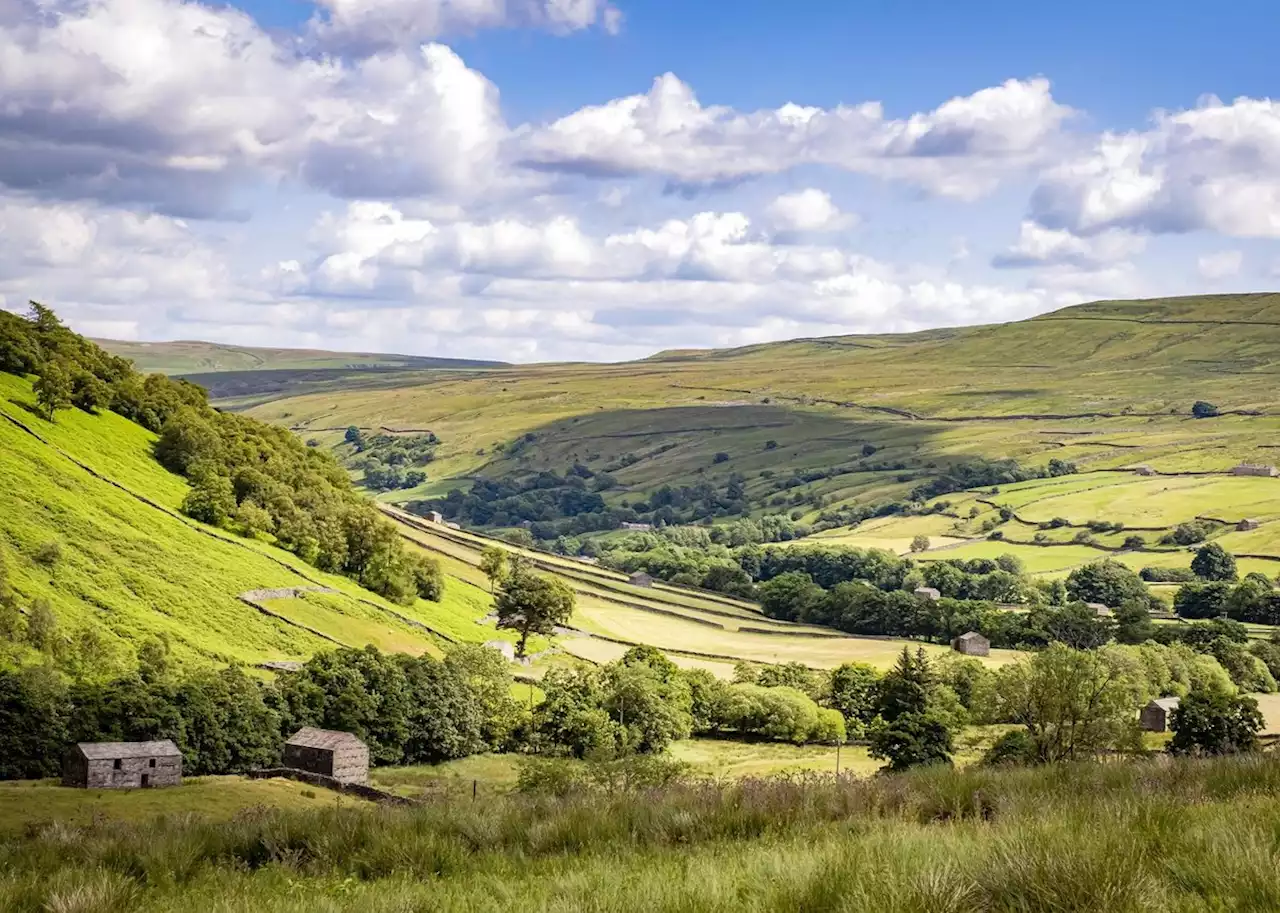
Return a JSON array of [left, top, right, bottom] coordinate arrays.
[[1065, 559, 1147, 608], [0, 666, 70, 779], [909, 457, 1045, 501], [1175, 581, 1233, 619], [1164, 521, 1213, 546], [24, 599, 57, 651], [868, 711, 954, 771], [713, 452, 730, 464], [826, 662, 881, 732], [494, 567, 576, 657], [981, 729, 1037, 766], [1113, 601, 1157, 644], [1192, 400, 1220, 418], [1170, 688, 1263, 756], [1141, 566, 1197, 583], [1192, 543, 1238, 581], [33, 361, 72, 421]]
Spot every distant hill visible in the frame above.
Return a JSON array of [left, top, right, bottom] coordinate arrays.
[[96, 338, 506, 375], [237, 292, 1280, 530]]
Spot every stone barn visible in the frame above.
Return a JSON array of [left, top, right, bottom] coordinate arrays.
[[951, 631, 990, 657], [283, 728, 370, 784], [914, 586, 941, 601], [1133, 465, 1156, 476], [426, 510, 444, 524], [1086, 602, 1112, 617], [62, 740, 182, 789], [1140, 697, 1180, 733], [1238, 518, 1261, 531], [1231, 463, 1279, 478], [628, 571, 654, 588]]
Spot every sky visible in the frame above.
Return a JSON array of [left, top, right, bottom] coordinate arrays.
[[2, 0, 1279, 362]]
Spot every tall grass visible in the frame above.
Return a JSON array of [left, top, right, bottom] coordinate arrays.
[[6, 756, 1280, 911]]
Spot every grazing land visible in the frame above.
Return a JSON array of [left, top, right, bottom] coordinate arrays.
[[9, 757, 1280, 911]]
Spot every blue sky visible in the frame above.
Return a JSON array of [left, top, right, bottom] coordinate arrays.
[[1, 0, 1278, 360]]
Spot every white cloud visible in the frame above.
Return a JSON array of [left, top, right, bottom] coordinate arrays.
[[0, 0, 510, 211], [992, 220, 1145, 269], [307, 0, 621, 54], [765, 189, 854, 233], [1197, 250, 1244, 280], [520, 75, 1073, 198], [1029, 95, 1280, 238]]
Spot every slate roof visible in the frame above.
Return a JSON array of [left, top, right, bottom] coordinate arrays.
[[956, 631, 987, 643], [286, 727, 366, 751], [74, 740, 181, 760], [1148, 697, 1181, 711]]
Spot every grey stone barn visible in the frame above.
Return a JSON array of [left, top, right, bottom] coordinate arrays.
[[283, 728, 369, 784], [628, 571, 654, 588], [1140, 697, 1180, 733], [951, 631, 990, 657], [62, 740, 182, 789], [914, 586, 941, 601]]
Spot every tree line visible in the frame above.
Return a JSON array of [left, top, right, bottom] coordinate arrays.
[[0, 304, 443, 606]]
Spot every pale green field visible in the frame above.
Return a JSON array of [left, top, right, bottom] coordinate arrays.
[[0, 776, 362, 835]]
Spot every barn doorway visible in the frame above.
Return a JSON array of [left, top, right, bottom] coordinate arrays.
[[140, 774, 150, 788]]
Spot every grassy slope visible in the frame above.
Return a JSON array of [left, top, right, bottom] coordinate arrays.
[[386, 509, 1022, 673], [0, 373, 504, 667], [0, 776, 363, 835]]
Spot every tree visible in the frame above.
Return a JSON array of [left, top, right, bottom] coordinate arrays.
[[826, 662, 881, 736], [992, 645, 1144, 763], [1169, 688, 1262, 756], [494, 568, 575, 658], [758, 571, 823, 621], [1174, 581, 1233, 620], [33, 361, 72, 421], [479, 546, 509, 593], [909, 535, 931, 553], [25, 598, 57, 652], [1192, 401, 1220, 419], [1113, 600, 1157, 645], [1065, 559, 1147, 608], [868, 712, 954, 771], [1191, 543, 1237, 581]]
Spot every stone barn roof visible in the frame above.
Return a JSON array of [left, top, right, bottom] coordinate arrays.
[[1148, 697, 1180, 712], [286, 728, 367, 751], [74, 740, 181, 760]]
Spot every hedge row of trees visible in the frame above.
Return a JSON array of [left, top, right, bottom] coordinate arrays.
[[0, 305, 442, 606], [0, 643, 519, 780]]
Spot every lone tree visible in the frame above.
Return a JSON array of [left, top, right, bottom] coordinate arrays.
[[33, 362, 72, 422], [867, 647, 954, 771], [1191, 542, 1238, 581], [479, 546, 509, 593], [1169, 688, 1263, 756], [494, 567, 575, 658], [909, 535, 931, 553], [1191, 401, 1220, 419]]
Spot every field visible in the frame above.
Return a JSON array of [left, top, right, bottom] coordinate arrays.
[[0, 373, 510, 668], [386, 508, 1023, 672], [9, 757, 1280, 911], [0, 776, 362, 835]]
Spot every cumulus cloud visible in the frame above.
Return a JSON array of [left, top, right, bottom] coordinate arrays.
[[307, 0, 621, 54], [1029, 95, 1280, 238], [0, 0, 509, 212], [992, 220, 1145, 269], [520, 75, 1073, 198], [765, 189, 855, 233], [1197, 250, 1244, 280]]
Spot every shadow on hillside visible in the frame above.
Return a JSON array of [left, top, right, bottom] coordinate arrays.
[[7, 397, 44, 420]]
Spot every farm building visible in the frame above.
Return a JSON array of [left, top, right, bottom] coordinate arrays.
[[1238, 518, 1261, 531], [1140, 697, 1180, 733], [426, 510, 444, 524], [1086, 602, 1112, 617], [62, 740, 182, 789], [628, 571, 654, 588], [1231, 463, 1278, 477], [951, 631, 990, 657], [283, 728, 369, 784], [1133, 465, 1156, 477], [445, 522, 461, 530], [914, 586, 942, 601], [621, 522, 655, 531]]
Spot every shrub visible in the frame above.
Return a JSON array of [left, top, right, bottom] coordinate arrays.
[[1191, 543, 1237, 581], [32, 540, 62, 568], [1192, 400, 1220, 418], [1170, 688, 1262, 755]]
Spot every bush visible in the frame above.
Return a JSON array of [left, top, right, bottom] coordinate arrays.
[[1141, 566, 1196, 583], [1192, 543, 1237, 581], [982, 729, 1037, 767], [1169, 688, 1262, 756], [1192, 400, 1220, 418], [32, 540, 62, 568]]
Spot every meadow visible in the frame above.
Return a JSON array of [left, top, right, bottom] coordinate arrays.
[[8, 757, 1280, 912]]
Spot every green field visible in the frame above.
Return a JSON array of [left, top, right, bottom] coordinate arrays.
[[0, 776, 362, 835], [0, 372, 509, 668]]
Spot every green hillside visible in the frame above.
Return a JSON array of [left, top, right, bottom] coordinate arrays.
[[236, 295, 1280, 558], [0, 370, 505, 670], [96, 338, 505, 375]]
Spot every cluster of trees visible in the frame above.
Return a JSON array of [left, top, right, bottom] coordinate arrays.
[[342, 427, 437, 492], [0, 643, 521, 780], [909, 457, 1077, 502], [0, 305, 443, 607]]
